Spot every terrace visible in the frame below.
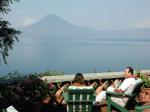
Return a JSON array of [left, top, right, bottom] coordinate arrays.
[[41, 70, 150, 112], [0, 69, 150, 112]]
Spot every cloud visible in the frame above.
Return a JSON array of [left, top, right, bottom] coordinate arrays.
[[22, 17, 37, 26], [135, 19, 150, 28]]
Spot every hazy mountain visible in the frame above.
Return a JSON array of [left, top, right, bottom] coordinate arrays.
[[21, 14, 150, 40], [21, 14, 103, 38]]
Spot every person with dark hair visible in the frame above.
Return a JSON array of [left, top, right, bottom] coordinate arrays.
[[52, 73, 86, 104], [96, 67, 136, 104], [126, 66, 134, 75], [71, 73, 86, 86]]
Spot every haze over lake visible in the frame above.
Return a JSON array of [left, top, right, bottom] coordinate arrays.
[[0, 38, 150, 75]]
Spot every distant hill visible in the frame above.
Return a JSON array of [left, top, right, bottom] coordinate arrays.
[[21, 14, 102, 38], [21, 14, 150, 40], [105, 28, 150, 40]]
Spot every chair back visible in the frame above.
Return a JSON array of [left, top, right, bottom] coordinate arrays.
[[66, 86, 95, 112], [126, 79, 144, 109]]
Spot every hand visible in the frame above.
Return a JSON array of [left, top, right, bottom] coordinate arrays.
[[114, 88, 123, 93]]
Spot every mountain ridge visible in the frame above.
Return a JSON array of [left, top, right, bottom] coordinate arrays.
[[21, 14, 150, 40]]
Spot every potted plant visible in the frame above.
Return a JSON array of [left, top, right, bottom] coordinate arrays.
[[136, 70, 150, 103]]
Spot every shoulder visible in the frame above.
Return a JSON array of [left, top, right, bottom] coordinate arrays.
[[72, 83, 86, 86], [123, 78, 136, 85], [124, 77, 136, 81], [121, 78, 136, 86]]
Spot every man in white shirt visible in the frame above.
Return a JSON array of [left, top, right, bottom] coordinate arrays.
[[96, 67, 136, 105]]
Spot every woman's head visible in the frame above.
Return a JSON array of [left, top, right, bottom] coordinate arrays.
[[73, 73, 84, 84]]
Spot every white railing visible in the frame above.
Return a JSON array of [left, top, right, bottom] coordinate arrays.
[[41, 69, 150, 83]]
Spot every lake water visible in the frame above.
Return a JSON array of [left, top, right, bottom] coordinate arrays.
[[0, 38, 150, 75]]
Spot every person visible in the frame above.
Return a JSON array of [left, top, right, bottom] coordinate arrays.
[[71, 73, 86, 86], [54, 73, 86, 104], [43, 72, 114, 104], [55, 72, 107, 103], [71, 73, 109, 91], [96, 67, 136, 105]]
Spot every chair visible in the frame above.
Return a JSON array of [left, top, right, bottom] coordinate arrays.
[[135, 105, 150, 112], [106, 79, 144, 112], [63, 86, 95, 112]]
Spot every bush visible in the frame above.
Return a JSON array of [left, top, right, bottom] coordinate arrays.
[[136, 70, 150, 88], [37, 70, 64, 77], [0, 75, 50, 111]]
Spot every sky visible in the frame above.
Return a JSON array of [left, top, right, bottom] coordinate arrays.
[[4, 0, 150, 30]]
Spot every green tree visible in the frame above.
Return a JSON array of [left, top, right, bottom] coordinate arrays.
[[0, 0, 21, 64]]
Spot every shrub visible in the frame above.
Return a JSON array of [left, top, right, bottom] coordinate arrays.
[[136, 70, 150, 88], [0, 75, 50, 111]]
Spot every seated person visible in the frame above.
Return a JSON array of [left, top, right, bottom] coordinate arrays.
[[96, 67, 136, 106], [54, 73, 86, 104], [56, 73, 111, 103], [43, 72, 117, 104], [71, 73, 86, 86]]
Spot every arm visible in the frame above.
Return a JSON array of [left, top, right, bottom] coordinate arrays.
[[114, 88, 124, 93]]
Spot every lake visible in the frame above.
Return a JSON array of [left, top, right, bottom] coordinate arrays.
[[0, 38, 150, 75]]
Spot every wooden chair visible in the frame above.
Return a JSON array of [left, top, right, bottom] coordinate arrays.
[[106, 79, 144, 112], [63, 86, 95, 112]]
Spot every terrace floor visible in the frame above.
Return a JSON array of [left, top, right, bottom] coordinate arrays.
[[37, 101, 150, 112]]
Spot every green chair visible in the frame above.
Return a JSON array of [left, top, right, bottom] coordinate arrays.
[[106, 79, 144, 112], [63, 86, 95, 112], [135, 105, 150, 112]]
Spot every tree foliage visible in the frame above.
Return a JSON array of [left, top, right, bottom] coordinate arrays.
[[0, 75, 50, 111], [0, 0, 21, 64]]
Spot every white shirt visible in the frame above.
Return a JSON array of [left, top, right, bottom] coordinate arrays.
[[119, 77, 136, 92]]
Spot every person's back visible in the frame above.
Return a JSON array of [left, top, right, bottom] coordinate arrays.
[[53, 73, 86, 104], [71, 73, 86, 86]]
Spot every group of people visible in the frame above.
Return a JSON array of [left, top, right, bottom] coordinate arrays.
[[48, 67, 138, 105]]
